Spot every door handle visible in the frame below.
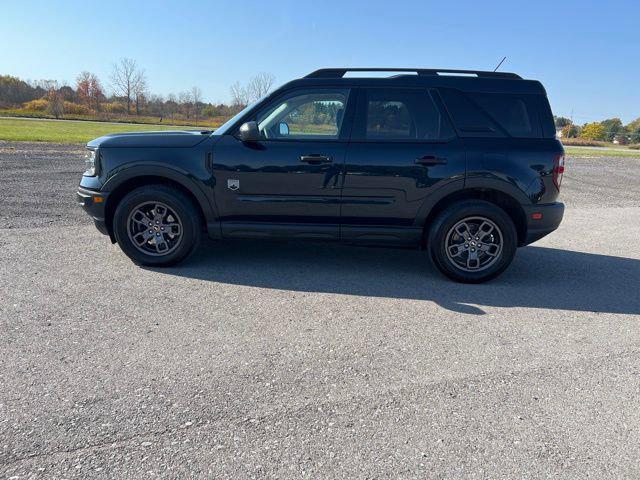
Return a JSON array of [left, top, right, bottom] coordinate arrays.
[[300, 154, 332, 165], [415, 155, 447, 166]]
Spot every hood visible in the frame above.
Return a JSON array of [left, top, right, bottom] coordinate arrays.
[[87, 130, 212, 149]]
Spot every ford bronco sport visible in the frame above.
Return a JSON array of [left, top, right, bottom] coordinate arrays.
[[77, 68, 565, 283]]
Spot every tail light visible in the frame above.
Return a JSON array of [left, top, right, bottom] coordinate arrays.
[[553, 154, 565, 190]]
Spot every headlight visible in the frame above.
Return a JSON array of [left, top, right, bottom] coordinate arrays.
[[84, 149, 98, 176]]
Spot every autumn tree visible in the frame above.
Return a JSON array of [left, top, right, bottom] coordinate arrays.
[[0, 75, 40, 105], [59, 85, 76, 102], [110, 58, 145, 114], [580, 122, 606, 141], [628, 118, 640, 143], [76, 71, 104, 111], [561, 124, 580, 138]]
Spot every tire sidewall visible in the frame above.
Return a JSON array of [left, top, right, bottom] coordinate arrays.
[[428, 201, 517, 283], [113, 185, 200, 266]]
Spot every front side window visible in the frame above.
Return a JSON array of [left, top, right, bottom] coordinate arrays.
[[255, 89, 349, 140], [355, 88, 455, 141]]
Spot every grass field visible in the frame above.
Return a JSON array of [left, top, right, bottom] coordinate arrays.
[[0, 117, 209, 144], [563, 146, 640, 158]]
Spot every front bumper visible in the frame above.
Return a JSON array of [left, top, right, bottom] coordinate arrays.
[[76, 186, 109, 236], [522, 202, 564, 245]]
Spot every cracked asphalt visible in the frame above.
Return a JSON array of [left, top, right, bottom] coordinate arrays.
[[1, 142, 640, 479]]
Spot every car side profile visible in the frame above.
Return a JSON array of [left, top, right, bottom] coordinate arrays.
[[77, 68, 565, 283]]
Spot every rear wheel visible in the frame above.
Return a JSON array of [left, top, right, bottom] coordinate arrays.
[[113, 185, 201, 266], [427, 200, 517, 283]]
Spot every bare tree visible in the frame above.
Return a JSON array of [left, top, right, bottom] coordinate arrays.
[[178, 90, 192, 119], [246, 72, 275, 102], [110, 58, 145, 115], [146, 94, 166, 120], [166, 93, 178, 123], [133, 71, 148, 115], [229, 73, 275, 112], [190, 86, 202, 125], [229, 81, 249, 110], [43, 80, 64, 119]]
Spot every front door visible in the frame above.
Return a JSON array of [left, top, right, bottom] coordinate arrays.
[[212, 88, 352, 240], [341, 87, 466, 245]]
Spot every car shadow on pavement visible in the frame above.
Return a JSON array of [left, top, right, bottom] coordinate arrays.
[[154, 240, 640, 316]]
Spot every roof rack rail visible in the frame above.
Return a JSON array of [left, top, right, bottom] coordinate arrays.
[[305, 68, 521, 79]]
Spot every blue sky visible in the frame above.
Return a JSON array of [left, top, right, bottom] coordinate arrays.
[[1, 0, 638, 123]]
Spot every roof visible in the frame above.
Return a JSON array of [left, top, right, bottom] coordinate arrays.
[[279, 68, 546, 95]]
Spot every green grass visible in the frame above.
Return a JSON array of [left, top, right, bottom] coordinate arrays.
[[0, 117, 208, 144], [564, 146, 640, 158]]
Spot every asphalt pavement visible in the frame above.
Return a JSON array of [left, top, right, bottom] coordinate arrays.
[[1, 142, 639, 479]]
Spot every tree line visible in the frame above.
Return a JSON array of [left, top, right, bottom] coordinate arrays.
[[0, 58, 276, 126], [554, 116, 640, 144]]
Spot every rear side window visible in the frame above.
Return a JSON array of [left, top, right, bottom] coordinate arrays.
[[354, 88, 455, 141], [469, 93, 541, 138], [438, 88, 504, 138]]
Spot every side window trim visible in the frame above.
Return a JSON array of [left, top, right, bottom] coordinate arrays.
[[249, 87, 354, 143], [350, 86, 458, 144]]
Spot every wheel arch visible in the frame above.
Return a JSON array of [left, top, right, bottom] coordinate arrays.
[[102, 167, 217, 242], [417, 182, 528, 247]]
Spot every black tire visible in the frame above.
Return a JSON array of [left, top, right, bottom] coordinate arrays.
[[427, 200, 517, 283], [113, 185, 201, 266]]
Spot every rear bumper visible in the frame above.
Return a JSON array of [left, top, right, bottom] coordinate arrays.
[[76, 186, 109, 236], [522, 202, 564, 245]]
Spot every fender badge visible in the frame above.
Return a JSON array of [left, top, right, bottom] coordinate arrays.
[[227, 179, 240, 191]]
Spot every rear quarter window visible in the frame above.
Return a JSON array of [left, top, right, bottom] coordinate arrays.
[[438, 88, 547, 138], [469, 92, 542, 138], [437, 88, 504, 138]]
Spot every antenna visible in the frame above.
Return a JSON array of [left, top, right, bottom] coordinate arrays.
[[493, 56, 507, 72]]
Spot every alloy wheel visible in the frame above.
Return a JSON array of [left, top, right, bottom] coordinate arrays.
[[444, 216, 503, 272], [126, 201, 183, 256]]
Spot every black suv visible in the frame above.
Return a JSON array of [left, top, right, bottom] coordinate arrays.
[[77, 68, 564, 282]]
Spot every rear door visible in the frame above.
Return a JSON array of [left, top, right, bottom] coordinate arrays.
[[340, 87, 465, 244]]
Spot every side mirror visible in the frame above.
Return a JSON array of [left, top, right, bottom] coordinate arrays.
[[278, 121, 290, 136], [236, 121, 262, 142]]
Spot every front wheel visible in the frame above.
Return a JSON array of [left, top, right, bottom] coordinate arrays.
[[427, 200, 517, 283], [113, 185, 201, 266]]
